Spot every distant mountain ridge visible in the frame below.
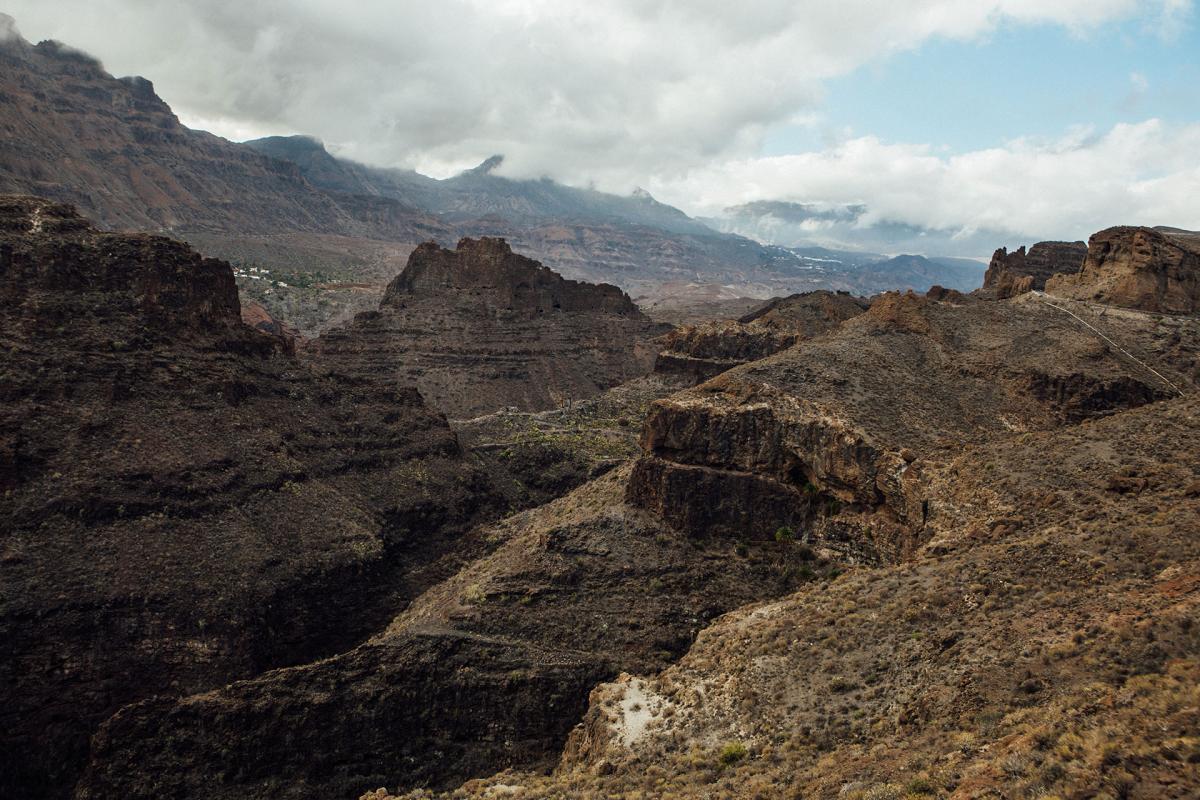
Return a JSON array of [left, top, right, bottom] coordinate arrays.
[[0, 23, 445, 240], [711, 199, 1016, 260], [245, 139, 711, 236], [0, 16, 986, 322]]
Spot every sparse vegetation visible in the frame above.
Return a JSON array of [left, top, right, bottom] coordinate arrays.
[[717, 742, 747, 767]]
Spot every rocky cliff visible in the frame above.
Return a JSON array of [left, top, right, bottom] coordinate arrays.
[[0, 24, 444, 240], [441, 393, 1200, 800], [1046, 226, 1200, 313], [629, 289, 1195, 564], [363, 275, 1200, 800], [8, 198, 1200, 800], [73, 460, 835, 800], [0, 197, 500, 800], [312, 238, 668, 418], [983, 240, 1087, 298], [654, 290, 869, 382]]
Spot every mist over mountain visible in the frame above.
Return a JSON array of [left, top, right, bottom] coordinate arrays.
[[707, 200, 1012, 259], [246, 138, 712, 236]]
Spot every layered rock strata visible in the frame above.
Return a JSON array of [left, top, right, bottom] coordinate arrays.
[[312, 237, 668, 418], [654, 291, 868, 382], [983, 240, 1087, 298], [1046, 226, 1200, 313], [438, 393, 1200, 800], [75, 467, 824, 799], [630, 290, 1196, 563], [0, 197, 497, 799]]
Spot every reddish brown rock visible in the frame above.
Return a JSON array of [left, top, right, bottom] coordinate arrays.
[[312, 238, 668, 418], [626, 288, 1195, 563], [0, 27, 445, 240], [240, 299, 300, 346], [1046, 226, 1200, 313], [653, 291, 868, 383], [983, 240, 1087, 298]]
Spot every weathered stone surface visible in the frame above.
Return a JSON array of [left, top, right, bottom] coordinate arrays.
[[626, 290, 1195, 563], [0, 197, 499, 800], [240, 299, 301, 345], [458, 395, 1200, 800], [653, 291, 868, 383], [312, 238, 668, 418], [983, 240, 1087, 298], [386, 237, 641, 316], [0, 29, 446, 239], [74, 467, 821, 800], [1046, 226, 1200, 313]]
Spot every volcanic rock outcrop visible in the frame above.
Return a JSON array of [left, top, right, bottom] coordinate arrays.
[[1046, 226, 1200, 313], [0, 197, 499, 800], [359, 257, 1200, 800], [240, 299, 301, 344], [629, 289, 1196, 563], [654, 290, 869, 382], [312, 237, 668, 418], [437, 392, 1200, 800], [9, 198, 1200, 800], [983, 240, 1087, 298], [74, 462, 828, 800]]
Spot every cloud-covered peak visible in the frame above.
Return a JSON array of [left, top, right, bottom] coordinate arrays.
[[5, 1, 1197, 243]]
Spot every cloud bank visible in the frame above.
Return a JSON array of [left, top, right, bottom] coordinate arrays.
[[659, 120, 1200, 241], [5, 1, 1198, 241]]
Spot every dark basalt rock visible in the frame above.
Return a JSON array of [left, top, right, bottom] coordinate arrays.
[[71, 465, 818, 800], [0, 197, 499, 800], [385, 237, 641, 316]]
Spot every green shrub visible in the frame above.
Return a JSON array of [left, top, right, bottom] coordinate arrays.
[[905, 776, 936, 796], [717, 741, 747, 767]]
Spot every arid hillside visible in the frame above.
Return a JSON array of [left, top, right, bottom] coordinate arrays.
[[356, 231, 1199, 800]]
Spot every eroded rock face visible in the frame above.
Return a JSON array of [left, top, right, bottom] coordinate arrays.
[[0, 197, 497, 800], [1046, 226, 1200, 313], [626, 290, 1194, 563], [312, 238, 668, 418], [983, 241, 1087, 298], [457, 395, 1200, 800], [0, 28, 445, 239], [240, 299, 300, 345], [386, 237, 641, 316], [653, 291, 868, 383], [74, 467, 822, 800]]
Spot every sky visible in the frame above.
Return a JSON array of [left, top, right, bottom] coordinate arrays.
[[5, 1, 1199, 244]]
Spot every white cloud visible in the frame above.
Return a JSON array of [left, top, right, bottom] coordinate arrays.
[[654, 120, 1200, 237], [4, 1, 1196, 239]]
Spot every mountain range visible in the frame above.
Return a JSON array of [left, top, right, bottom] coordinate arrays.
[[2, 11, 1200, 800], [0, 17, 985, 335]]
